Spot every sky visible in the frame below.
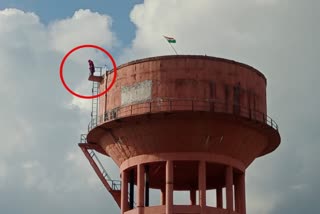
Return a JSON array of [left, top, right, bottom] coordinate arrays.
[[0, 0, 319, 214]]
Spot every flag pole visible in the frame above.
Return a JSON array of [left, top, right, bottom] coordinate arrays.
[[169, 42, 178, 55], [163, 36, 178, 55]]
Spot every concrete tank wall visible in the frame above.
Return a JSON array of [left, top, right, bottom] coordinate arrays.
[[98, 56, 267, 120], [86, 55, 280, 167]]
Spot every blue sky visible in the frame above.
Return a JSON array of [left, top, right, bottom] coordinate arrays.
[[0, 0, 143, 52], [0, 1, 319, 214]]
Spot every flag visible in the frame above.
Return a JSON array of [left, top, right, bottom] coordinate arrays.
[[163, 36, 176, 43]]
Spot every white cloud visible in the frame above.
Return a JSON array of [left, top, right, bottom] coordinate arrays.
[[0, 118, 35, 158], [22, 160, 40, 169], [290, 184, 308, 191], [49, 9, 116, 54], [66, 149, 101, 187], [0, 8, 119, 214], [46, 9, 115, 108], [0, 161, 7, 187], [122, 0, 274, 62], [68, 81, 93, 113], [69, 98, 92, 112], [254, 0, 278, 5]]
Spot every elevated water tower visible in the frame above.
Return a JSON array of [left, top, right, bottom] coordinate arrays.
[[79, 55, 280, 214]]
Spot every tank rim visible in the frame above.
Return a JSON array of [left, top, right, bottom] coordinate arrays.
[[107, 55, 267, 83]]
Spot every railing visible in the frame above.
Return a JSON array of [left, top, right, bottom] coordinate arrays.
[[88, 118, 98, 132], [89, 150, 121, 190], [79, 134, 121, 191], [87, 98, 279, 132], [80, 134, 87, 144]]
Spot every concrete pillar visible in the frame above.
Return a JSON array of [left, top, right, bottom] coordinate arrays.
[[129, 169, 134, 209], [190, 189, 196, 205], [137, 164, 145, 214], [216, 187, 223, 208], [160, 187, 166, 205], [144, 165, 150, 207], [237, 172, 246, 214], [166, 160, 174, 214], [235, 174, 240, 213], [121, 170, 128, 214], [225, 166, 234, 212], [198, 161, 206, 214]]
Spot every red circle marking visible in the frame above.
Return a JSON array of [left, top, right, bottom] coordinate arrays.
[[59, 44, 117, 99]]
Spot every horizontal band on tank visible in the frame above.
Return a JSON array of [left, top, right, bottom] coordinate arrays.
[[119, 153, 246, 172], [89, 97, 279, 132], [104, 55, 267, 83]]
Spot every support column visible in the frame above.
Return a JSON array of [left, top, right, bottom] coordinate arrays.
[[129, 169, 134, 209], [145, 165, 150, 207], [198, 161, 206, 214], [216, 187, 223, 208], [166, 160, 173, 214], [225, 166, 234, 212], [137, 164, 145, 214], [235, 174, 240, 213], [160, 187, 166, 205], [190, 189, 196, 205], [236, 173, 246, 214], [121, 170, 128, 214]]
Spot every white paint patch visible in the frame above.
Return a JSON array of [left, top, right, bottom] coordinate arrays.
[[121, 80, 152, 105]]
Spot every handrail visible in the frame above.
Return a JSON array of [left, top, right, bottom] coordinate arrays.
[[87, 98, 279, 132], [89, 150, 121, 191], [80, 134, 87, 144], [79, 134, 121, 191]]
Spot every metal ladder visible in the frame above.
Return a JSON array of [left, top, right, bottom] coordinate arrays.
[[79, 66, 122, 207], [90, 67, 102, 129]]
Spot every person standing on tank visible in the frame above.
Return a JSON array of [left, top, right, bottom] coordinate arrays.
[[88, 59, 95, 75]]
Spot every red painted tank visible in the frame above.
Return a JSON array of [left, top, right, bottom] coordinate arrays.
[[85, 55, 280, 214]]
